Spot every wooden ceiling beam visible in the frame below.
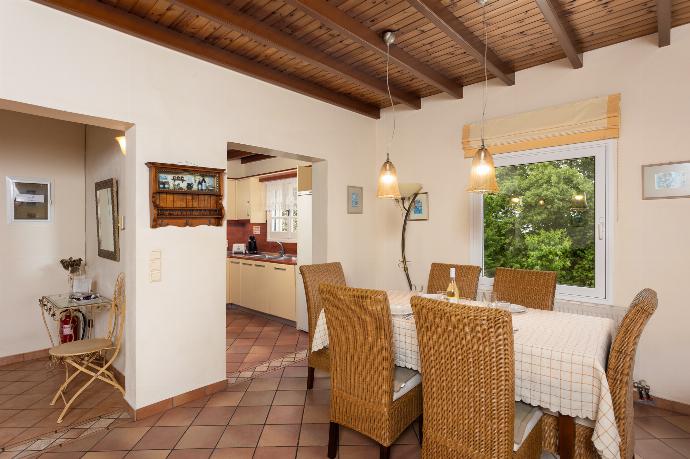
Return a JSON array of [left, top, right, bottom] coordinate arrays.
[[657, 0, 672, 46], [227, 149, 254, 160], [240, 154, 274, 164], [171, 0, 421, 109], [535, 0, 583, 69], [406, 0, 514, 86], [284, 0, 463, 99], [32, 0, 381, 119]]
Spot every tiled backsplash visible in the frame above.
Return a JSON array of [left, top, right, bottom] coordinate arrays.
[[227, 220, 297, 254]]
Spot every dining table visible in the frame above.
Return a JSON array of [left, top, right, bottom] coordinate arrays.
[[311, 290, 621, 459]]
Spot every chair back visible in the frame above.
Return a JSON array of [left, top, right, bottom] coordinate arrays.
[[426, 263, 481, 299], [607, 288, 657, 459], [299, 262, 346, 346], [411, 296, 515, 459], [106, 273, 126, 354], [493, 267, 557, 310], [319, 284, 394, 427]]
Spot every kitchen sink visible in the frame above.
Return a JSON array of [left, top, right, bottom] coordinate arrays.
[[239, 253, 296, 262]]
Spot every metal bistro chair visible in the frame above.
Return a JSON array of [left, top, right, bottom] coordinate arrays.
[[426, 262, 481, 299], [493, 267, 558, 311], [321, 284, 423, 459], [299, 262, 346, 389], [412, 295, 543, 459], [542, 288, 658, 459], [49, 273, 126, 423]]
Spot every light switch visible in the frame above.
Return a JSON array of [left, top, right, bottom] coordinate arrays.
[[149, 250, 161, 282]]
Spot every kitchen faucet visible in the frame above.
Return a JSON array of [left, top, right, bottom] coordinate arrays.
[[274, 241, 285, 257]]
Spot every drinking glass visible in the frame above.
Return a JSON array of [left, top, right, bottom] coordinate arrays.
[[483, 291, 498, 308]]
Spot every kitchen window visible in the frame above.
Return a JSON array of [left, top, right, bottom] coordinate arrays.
[[470, 140, 614, 302], [266, 177, 298, 243]]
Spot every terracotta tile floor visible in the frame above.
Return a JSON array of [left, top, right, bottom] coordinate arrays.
[[225, 307, 309, 379], [3, 308, 690, 458], [0, 359, 126, 449]]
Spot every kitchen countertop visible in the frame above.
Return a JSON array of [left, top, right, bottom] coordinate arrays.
[[227, 251, 297, 266]]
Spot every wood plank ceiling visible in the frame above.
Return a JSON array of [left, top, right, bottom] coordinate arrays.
[[35, 0, 690, 118]]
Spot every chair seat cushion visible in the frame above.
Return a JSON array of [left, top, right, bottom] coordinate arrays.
[[49, 338, 114, 357], [514, 402, 543, 451], [393, 366, 421, 401]]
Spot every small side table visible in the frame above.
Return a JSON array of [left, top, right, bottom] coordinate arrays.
[[39, 294, 112, 346]]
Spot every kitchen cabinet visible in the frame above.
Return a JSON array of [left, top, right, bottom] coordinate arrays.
[[226, 177, 265, 223], [235, 178, 250, 219], [268, 264, 296, 321], [226, 179, 237, 220], [226, 258, 295, 320], [249, 177, 266, 223], [228, 259, 242, 304]]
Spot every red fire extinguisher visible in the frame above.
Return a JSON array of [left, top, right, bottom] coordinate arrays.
[[59, 313, 80, 343]]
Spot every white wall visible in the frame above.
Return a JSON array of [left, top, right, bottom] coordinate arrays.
[[227, 157, 312, 178], [0, 0, 377, 409], [0, 110, 85, 357], [374, 26, 690, 404], [84, 125, 125, 372]]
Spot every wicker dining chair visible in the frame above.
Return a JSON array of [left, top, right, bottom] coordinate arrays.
[[49, 273, 126, 423], [411, 296, 543, 459], [299, 262, 346, 389], [320, 284, 423, 459], [493, 267, 557, 310], [542, 288, 658, 459], [426, 262, 481, 299]]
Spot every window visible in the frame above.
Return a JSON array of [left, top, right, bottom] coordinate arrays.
[[471, 141, 614, 302], [266, 177, 298, 242]]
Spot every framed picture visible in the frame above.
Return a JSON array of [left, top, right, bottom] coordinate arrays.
[[5, 177, 52, 223], [347, 186, 363, 214], [642, 161, 690, 200], [409, 192, 429, 221]]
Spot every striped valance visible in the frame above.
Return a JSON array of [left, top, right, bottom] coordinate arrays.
[[462, 94, 621, 158]]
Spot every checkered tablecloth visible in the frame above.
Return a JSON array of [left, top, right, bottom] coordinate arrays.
[[311, 291, 620, 459]]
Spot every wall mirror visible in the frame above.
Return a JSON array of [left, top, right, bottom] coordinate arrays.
[[95, 178, 120, 261]]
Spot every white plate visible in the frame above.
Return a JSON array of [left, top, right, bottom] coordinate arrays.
[[390, 304, 413, 315]]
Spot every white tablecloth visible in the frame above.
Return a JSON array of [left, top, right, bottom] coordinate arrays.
[[311, 291, 620, 459]]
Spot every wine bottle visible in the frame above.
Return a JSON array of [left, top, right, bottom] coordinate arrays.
[[446, 267, 459, 301]]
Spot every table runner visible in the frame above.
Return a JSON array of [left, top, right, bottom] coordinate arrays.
[[311, 291, 620, 459]]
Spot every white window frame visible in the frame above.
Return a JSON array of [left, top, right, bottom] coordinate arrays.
[[268, 210, 298, 243], [266, 177, 298, 243], [470, 140, 615, 304]]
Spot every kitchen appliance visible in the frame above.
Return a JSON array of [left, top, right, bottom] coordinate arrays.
[[295, 190, 312, 332], [247, 235, 258, 254], [231, 243, 246, 254]]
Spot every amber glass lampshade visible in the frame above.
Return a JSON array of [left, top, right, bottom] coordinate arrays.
[[377, 157, 401, 198], [467, 144, 499, 193]]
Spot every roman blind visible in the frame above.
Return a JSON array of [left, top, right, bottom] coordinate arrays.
[[462, 94, 620, 157]]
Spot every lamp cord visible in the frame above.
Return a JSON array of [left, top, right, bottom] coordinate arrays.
[[385, 41, 396, 161], [481, 3, 488, 144]]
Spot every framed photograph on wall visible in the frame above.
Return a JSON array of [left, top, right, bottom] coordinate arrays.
[[347, 186, 363, 214], [5, 177, 52, 223], [642, 161, 690, 200], [409, 192, 429, 221]]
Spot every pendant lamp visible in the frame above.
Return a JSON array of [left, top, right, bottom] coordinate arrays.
[[377, 31, 401, 199], [467, 1, 499, 194]]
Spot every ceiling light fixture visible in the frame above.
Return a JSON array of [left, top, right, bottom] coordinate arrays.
[[377, 30, 401, 199], [467, 0, 499, 194]]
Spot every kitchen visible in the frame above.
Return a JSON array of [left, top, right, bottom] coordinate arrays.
[[225, 147, 315, 327]]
